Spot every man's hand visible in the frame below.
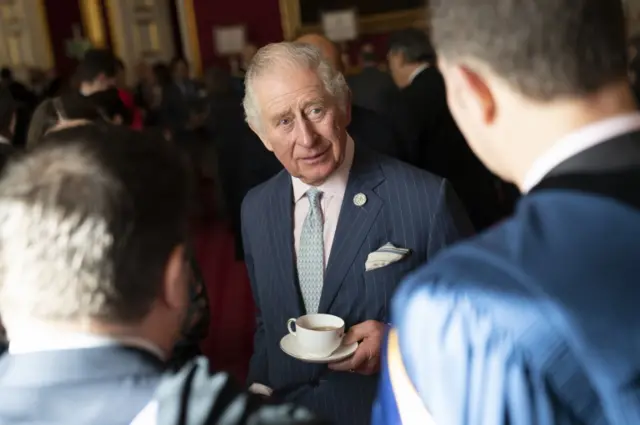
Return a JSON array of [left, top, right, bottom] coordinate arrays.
[[328, 320, 385, 375]]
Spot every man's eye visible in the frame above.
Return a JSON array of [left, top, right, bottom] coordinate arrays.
[[310, 108, 323, 115], [279, 119, 291, 126]]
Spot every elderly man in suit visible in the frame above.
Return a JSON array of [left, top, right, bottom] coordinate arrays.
[[0, 125, 323, 425], [374, 0, 640, 424], [241, 42, 473, 425]]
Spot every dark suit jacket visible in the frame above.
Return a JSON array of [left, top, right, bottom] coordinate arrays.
[[349, 105, 401, 159], [241, 145, 473, 425], [385, 67, 508, 230], [375, 130, 640, 425], [348, 66, 397, 117]]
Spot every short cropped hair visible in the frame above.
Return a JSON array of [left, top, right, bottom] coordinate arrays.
[[0, 125, 192, 324], [388, 29, 435, 63], [430, 0, 629, 100], [243, 42, 349, 130], [76, 49, 118, 83]]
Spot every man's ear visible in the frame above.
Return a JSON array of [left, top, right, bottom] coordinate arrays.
[[248, 121, 274, 152], [450, 64, 496, 125], [163, 244, 188, 311]]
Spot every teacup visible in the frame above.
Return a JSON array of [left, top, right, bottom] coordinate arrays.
[[287, 314, 345, 357]]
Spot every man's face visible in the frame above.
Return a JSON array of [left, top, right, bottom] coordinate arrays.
[[387, 50, 405, 88], [251, 67, 350, 186], [174, 61, 189, 80]]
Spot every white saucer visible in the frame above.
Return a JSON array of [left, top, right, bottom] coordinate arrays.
[[280, 334, 358, 364]]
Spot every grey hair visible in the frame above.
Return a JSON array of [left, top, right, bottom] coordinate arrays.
[[0, 149, 116, 324], [243, 42, 350, 131]]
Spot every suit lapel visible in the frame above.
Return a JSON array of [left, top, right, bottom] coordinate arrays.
[[319, 148, 385, 314], [269, 172, 304, 316]]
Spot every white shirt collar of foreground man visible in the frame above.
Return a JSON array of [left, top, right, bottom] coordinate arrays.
[[522, 112, 640, 192]]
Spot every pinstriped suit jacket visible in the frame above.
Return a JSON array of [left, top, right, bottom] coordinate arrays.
[[241, 145, 473, 425]]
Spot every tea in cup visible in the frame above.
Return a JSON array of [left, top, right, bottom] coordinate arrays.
[[286, 314, 344, 357]]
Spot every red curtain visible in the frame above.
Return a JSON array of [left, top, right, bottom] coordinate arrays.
[[192, 0, 284, 68], [43, 0, 84, 74]]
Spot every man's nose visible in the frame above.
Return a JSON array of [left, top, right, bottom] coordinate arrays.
[[297, 119, 318, 147]]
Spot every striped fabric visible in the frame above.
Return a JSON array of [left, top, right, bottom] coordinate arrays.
[[241, 145, 473, 425]]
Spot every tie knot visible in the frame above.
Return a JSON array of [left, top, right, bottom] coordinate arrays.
[[306, 188, 322, 206]]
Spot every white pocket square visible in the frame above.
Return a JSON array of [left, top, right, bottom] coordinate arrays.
[[365, 243, 411, 271]]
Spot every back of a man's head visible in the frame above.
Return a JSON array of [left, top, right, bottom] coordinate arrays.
[[295, 33, 344, 73], [431, 0, 628, 100], [388, 29, 434, 64], [0, 125, 191, 330], [76, 49, 118, 84]]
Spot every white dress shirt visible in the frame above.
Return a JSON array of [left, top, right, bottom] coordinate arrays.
[[522, 112, 640, 192], [291, 136, 355, 267], [0, 135, 11, 145]]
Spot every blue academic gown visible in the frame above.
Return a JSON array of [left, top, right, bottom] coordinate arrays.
[[373, 131, 640, 425]]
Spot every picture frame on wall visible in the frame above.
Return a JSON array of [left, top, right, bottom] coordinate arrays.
[[213, 25, 247, 56], [279, 0, 427, 40]]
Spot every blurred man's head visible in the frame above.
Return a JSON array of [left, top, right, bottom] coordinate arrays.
[[387, 29, 434, 88], [296, 34, 345, 73], [171, 57, 190, 81], [0, 125, 192, 357], [0, 88, 16, 142], [360, 43, 378, 68], [244, 42, 351, 186], [0, 68, 12, 84], [431, 0, 632, 185], [241, 43, 259, 71], [76, 49, 118, 96]]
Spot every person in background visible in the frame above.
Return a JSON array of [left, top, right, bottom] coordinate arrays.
[[374, 0, 640, 423], [0, 124, 323, 425], [26, 93, 107, 147], [162, 57, 207, 139], [241, 42, 472, 425], [88, 87, 133, 126], [115, 59, 144, 130], [204, 66, 282, 259], [297, 33, 402, 159], [76, 49, 118, 97], [0, 67, 37, 148], [0, 87, 17, 154], [348, 44, 397, 116], [385, 28, 510, 230]]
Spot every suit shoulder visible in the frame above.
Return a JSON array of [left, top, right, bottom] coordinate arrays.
[[242, 170, 288, 211], [375, 152, 445, 190]]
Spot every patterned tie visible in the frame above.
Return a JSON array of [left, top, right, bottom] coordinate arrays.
[[297, 188, 324, 314]]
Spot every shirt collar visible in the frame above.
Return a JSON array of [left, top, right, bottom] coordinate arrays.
[[0, 135, 11, 145], [8, 326, 167, 361], [522, 112, 640, 193], [409, 64, 429, 85], [292, 135, 355, 203]]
